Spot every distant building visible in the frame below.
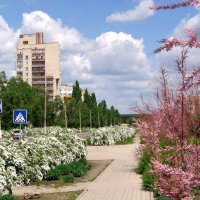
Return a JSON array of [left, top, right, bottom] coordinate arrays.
[[16, 32, 61, 100], [60, 84, 86, 101], [60, 85, 73, 101]]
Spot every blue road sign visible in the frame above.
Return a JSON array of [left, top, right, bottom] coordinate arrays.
[[13, 109, 27, 124], [0, 99, 2, 114]]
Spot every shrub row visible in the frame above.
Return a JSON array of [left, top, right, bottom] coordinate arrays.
[[88, 126, 136, 145], [136, 152, 172, 200], [45, 158, 90, 183], [136, 152, 154, 191]]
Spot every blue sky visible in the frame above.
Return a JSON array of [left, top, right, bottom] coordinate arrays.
[[0, 0, 199, 113]]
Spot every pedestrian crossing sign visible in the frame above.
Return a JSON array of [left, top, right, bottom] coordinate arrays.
[[13, 109, 27, 124]]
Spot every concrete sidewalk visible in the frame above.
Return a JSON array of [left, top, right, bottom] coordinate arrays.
[[77, 135, 154, 200]]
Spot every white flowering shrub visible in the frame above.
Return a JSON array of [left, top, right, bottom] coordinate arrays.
[[0, 130, 10, 137], [89, 126, 136, 146], [0, 127, 86, 195]]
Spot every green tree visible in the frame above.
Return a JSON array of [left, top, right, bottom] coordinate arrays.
[[68, 99, 80, 128], [98, 100, 108, 127], [0, 77, 43, 129], [72, 80, 82, 102], [0, 71, 7, 91], [53, 95, 65, 127]]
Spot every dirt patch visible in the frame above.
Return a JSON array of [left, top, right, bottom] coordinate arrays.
[[76, 159, 112, 182], [16, 190, 83, 200]]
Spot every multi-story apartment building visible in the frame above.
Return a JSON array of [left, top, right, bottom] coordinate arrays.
[[16, 32, 61, 100]]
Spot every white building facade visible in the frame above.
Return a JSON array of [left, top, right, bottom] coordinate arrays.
[[16, 32, 61, 100]]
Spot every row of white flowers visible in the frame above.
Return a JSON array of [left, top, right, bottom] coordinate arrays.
[[0, 127, 86, 195], [89, 126, 136, 145]]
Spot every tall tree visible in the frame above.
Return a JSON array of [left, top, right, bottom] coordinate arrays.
[[98, 100, 108, 126], [0, 71, 7, 91], [0, 77, 43, 129], [72, 80, 82, 102]]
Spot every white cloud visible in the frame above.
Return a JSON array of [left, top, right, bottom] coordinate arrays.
[[173, 12, 200, 38], [152, 11, 200, 91], [106, 0, 154, 23], [158, 12, 200, 62], [0, 11, 154, 113], [19, 11, 90, 52], [173, 12, 200, 66], [0, 16, 17, 76]]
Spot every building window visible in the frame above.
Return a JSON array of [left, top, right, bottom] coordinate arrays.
[[23, 41, 28, 45], [26, 79, 28, 82], [26, 67, 28, 71], [26, 61, 28, 65], [25, 55, 28, 60], [26, 73, 28, 77]]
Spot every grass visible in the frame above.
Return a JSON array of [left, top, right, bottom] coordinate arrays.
[[16, 191, 83, 200], [115, 136, 134, 145]]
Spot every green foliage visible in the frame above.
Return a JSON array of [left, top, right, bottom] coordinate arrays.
[[0, 195, 16, 200], [160, 149, 174, 165], [192, 186, 200, 200], [72, 80, 82, 102], [115, 136, 134, 145], [73, 165, 88, 177], [136, 152, 151, 174], [0, 71, 7, 91], [46, 158, 89, 181], [159, 139, 176, 148], [136, 152, 154, 191], [70, 158, 89, 177], [46, 168, 61, 180], [0, 73, 122, 130], [0, 76, 67, 130], [56, 164, 72, 175], [142, 164, 154, 190], [84, 138, 91, 146], [62, 175, 75, 183], [156, 196, 171, 200]]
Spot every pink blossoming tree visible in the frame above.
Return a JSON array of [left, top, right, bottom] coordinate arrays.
[[135, 1, 200, 199]]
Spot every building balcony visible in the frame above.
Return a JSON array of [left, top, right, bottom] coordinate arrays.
[[32, 81, 45, 84], [32, 75, 45, 78], [32, 59, 45, 62], [17, 71, 23, 76], [46, 81, 53, 84], [46, 87, 53, 91], [32, 70, 45, 73], [32, 52, 45, 56], [17, 69, 23, 72]]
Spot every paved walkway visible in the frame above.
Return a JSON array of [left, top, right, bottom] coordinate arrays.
[[13, 135, 154, 200], [77, 135, 154, 200]]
